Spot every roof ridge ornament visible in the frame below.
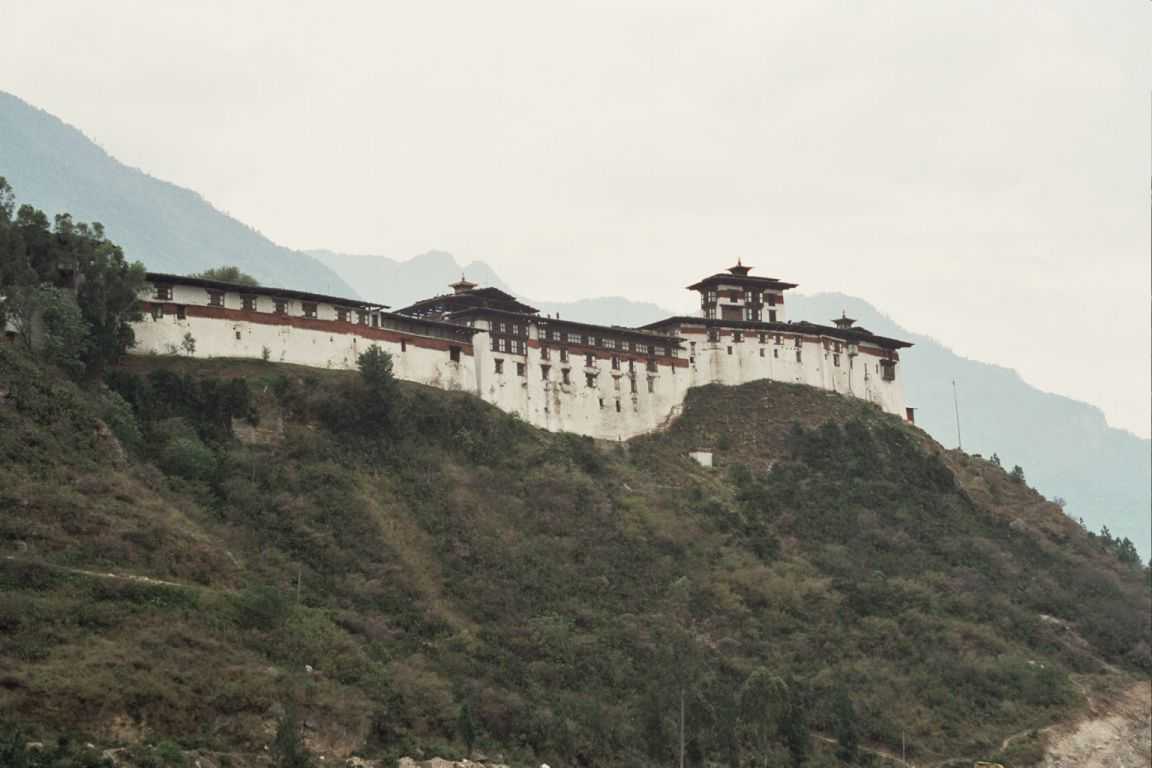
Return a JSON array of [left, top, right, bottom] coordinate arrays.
[[450, 274, 478, 294], [832, 310, 857, 329], [728, 259, 753, 276]]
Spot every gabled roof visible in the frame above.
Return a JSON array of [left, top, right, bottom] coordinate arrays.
[[396, 286, 539, 319], [638, 315, 912, 350], [686, 273, 799, 292], [146, 272, 389, 309]]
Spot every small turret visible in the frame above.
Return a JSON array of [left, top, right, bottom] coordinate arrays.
[[727, 259, 753, 276], [450, 275, 478, 294], [832, 311, 856, 329]]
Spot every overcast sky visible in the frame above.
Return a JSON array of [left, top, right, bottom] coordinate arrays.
[[5, 0, 1150, 436]]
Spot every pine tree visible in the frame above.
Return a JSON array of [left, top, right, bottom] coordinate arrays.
[[273, 705, 312, 768]]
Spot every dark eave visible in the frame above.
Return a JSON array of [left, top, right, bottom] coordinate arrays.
[[396, 287, 539, 317], [686, 274, 800, 292], [638, 315, 912, 350], [146, 272, 390, 310], [447, 306, 683, 345]]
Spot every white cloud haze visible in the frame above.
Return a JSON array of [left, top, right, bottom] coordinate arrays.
[[4, 0, 1150, 435]]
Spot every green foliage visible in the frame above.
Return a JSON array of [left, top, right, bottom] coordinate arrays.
[[273, 706, 313, 768], [457, 701, 477, 757], [0, 179, 145, 375], [188, 266, 259, 286], [832, 688, 859, 764], [1010, 464, 1026, 483], [1, 361, 1148, 768]]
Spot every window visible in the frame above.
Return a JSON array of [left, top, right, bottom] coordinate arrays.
[[585, 353, 595, 368], [336, 307, 350, 323], [656, 346, 666, 357], [795, 336, 802, 348], [769, 310, 777, 322], [615, 399, 622, 413], [773, 348, 779, 359], [400, 339, 407, 352], [175, 305, 186, 320], [208, 290, 225, 307], [541, 364, 550, 380], [551, 329, 561, 342], [516, 361, 525, 376], [881, 360, 897, 381], [758, 333, 767, 344], [733, 331, 743, 343], [243, 296, 258, 312], [562, 368, 570, 384], [622, 341, 632, 352], [605, 337, 616, 350], [494, 359, 504, 374], [235, 330, 242, 340], [155, 285, 173, 301], [833, 353, 841, 367], [540, 346, 551, 361], [775, 334, 782, 345], [647, 377, 655, 393], [357, 310, 369, 325], [611, 356, 620, 370], [759, 348, 765, 357], [559, 348, 569, 363], [566, 332, 581, 344], [727, 346, 733, 355], [151, 305, 164, 320], [371, 314, 379, 327], [766, 293, 777, 306], [628, 359, 635, 373], [302, 302, 318, 319], [646, 359, 657, 372], [630, 376, 638, 394], [796, 349, 802, 363], [707, 328, 719, 343], [449, 346, 461, 363], [585, 373, 595, 388]]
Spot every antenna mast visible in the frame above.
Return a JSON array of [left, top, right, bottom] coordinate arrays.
[[952, 379, 963, 450]]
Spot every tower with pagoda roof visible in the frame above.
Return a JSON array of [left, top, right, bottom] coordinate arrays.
[[686, 260, 798, 323]]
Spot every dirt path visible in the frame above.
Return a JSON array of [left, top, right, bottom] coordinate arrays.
[[813, 733, 914, 767], [2, 554, 214, 592], [1040, 680, 1151, 768]]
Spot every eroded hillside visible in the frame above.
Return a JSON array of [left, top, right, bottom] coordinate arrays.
[[0, 349, 1148, 768]]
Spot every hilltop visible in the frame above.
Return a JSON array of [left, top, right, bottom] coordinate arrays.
[[0, 345, 1147, 768]]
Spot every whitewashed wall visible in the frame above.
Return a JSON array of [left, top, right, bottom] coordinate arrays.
[[130, 282, 907, 440], [133, 284, 475, 392]]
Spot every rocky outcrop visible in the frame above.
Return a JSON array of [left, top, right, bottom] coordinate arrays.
[[397, 759, 512, 768]]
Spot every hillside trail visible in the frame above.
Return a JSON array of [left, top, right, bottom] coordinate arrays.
[[1, 554, 224, 593], [812, 734, 915, 767]]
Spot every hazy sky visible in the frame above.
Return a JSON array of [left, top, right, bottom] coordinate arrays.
[[5, 1, 1151, 436]]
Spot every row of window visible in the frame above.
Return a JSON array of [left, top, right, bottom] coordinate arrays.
[[492, 358, 658, 392], [537, 327, 670, 357], [702, 289, 780, 306]]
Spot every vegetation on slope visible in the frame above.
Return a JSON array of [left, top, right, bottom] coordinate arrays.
[[0, 345, 1148, 768]]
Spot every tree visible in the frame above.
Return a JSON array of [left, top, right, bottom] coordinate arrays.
[[190, 265, 259, 286], [273, 704, 312, 768], [778, 679, 810, 768], [832, 688, 859, 765], [180, 332, 197, 356], [740, 668, 787, 768], [358, 344, 395, 392], [990, 452, 1002, 468], [457, 701, 477, 757], [1010, 465, 1026, 484]]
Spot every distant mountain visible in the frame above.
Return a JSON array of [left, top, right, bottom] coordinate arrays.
[[0, 91, 354, 296], [313, 250, 1150, 559], [309, 248, 672, 326]]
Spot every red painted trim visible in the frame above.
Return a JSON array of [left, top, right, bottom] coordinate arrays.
[[143, 303, 475, 355]]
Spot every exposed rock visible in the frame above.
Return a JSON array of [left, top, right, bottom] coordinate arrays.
[[1042, 681, 1151, 768], [397, 759, 510, 768]]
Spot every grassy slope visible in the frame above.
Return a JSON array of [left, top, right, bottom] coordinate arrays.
[[0, 350, 1148, 767]]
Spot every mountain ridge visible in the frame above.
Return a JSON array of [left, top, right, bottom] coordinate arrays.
[[0, 90, 355, 296]]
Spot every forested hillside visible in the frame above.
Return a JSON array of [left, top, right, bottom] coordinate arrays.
[[1, 340, 1147, 767]]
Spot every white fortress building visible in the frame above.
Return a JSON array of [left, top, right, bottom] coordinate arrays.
[[131, 262, 912, 440]]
